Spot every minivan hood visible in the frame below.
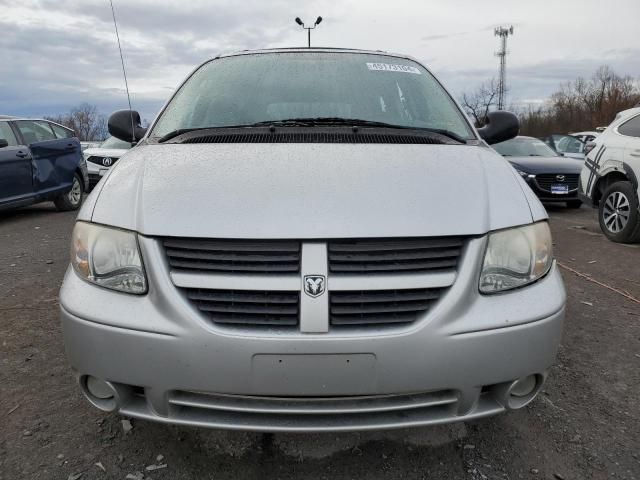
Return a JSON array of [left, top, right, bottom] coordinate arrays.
[[87, 143, 538, 238]]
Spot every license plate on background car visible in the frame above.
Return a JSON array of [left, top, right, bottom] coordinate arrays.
[[551, 184, 569, 194], [99, 169, 108, 177]]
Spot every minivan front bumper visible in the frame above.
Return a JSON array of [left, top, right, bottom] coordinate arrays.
[[60, 236, 565, 432]]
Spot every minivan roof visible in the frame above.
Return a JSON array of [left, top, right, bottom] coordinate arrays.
[[216, 47, 418, 63]]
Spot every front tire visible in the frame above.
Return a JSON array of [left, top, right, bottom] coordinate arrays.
[[54, 173, 83, 211], [598, 181, 640, 243]]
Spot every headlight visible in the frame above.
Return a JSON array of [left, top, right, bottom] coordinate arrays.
[[479, 222, 553, 294], [70, 222, 147, 294], [515, 169, 529, 178]]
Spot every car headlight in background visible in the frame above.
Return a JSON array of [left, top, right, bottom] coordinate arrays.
[[479, 222, 553, 294], [512, 166, 534, 179], [71, 222, 147, 294]]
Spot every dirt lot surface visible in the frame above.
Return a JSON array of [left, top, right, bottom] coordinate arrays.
[[1, 202, 639, 480]]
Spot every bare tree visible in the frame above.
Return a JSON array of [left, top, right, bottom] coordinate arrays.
[[45, 103, 108, 141], [518, 65, 640, 137], [460, 79, 500, 127]]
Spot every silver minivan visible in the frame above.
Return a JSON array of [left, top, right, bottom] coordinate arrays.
[[60, 48, 565, 432]]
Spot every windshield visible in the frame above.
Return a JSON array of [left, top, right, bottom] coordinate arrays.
[[150, 52, 474, 140], [493, 137, 558, 157], [100, 136, 132, 149]]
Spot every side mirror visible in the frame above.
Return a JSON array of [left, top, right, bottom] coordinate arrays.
[[108, 110, 147, 143], [0, 139, 8, 148], [477, 111, 519, 145]]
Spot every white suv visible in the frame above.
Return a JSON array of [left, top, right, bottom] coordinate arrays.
[[579, 107, 640, 243]]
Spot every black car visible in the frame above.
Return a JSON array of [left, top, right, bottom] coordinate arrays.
[[0, 115, 88, 212], [493, 136, 583, 208]]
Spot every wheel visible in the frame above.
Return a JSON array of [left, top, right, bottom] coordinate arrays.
[[566, 200, 582, 209], [598, 181, 640, 243], [54, 173, 83, 211]]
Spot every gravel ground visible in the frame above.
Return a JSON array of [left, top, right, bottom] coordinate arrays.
[[0, 202, 639, 480]]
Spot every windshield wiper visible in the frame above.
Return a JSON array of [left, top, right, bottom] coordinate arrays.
[[157, 118, 468, 144], [252, 117, 468, 143], [157, 125, 260, 143]]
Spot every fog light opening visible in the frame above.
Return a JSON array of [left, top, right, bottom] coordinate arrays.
[[80, 375, 119, 412], [506, 374, 543, 409], [510, 374, 537, 398]]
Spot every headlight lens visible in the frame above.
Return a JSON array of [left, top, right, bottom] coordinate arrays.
[[71, 222, 147, 294], [479, 222, 553, 294]]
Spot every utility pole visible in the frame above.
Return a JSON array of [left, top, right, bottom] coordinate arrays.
[[295, 17, 323, 47], [494, 25, 514, 111]]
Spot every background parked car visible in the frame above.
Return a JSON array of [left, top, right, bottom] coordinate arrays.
[[0, 115, 88, 212], [80, 141, 102, 152], [493, 136, 583, 208], [579, 107, 640, 243], [542, 133, 587, 160], [83, 136, 133, 189], [569, 131, 599, 144]]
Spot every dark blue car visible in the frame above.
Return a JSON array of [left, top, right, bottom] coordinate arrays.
[[0, 116, 88, 212]]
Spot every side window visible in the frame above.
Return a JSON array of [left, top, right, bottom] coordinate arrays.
[[618, 115, 640, 138], [50, 123, 74, 139], [15, 120, 56, 144], [0, 122, 18, 146]]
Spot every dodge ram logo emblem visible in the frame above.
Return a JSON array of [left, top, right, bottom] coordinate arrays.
[[555, 174, 565, 182], [102, 157, 113, 167], [304, 275, 326, 297]]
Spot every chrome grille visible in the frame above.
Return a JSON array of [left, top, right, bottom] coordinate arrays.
[[185, 289, 300, 327], [535, 173, 579, 192], [164, 237, 466, 332], [328, 237, 464, 274], [330, 288, 445, 327], [163, 238, 301, 274]]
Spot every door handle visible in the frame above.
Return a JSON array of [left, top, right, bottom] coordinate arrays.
[[16, 151, 28, 158], [630, 150, 640, 158]]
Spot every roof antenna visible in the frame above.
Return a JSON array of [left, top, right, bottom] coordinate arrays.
[[109, 0, 135, 142]]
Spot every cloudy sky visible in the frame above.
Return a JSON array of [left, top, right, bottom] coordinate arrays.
[[1, 0, 639, 122]]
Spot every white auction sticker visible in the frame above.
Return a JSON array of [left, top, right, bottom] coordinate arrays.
[[366, 63, 421, 74]]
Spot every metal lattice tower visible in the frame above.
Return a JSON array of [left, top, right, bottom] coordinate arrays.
[[494, 26, 514, 110]]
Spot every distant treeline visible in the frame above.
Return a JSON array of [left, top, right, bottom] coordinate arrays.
[[45, 103, 108, 141], [518, 66, 640, 137], [461, 65, 640, 137]]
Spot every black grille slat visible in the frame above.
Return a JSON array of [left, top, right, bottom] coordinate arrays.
[[332, 300, 432, 315], [186, 289, 299, 327], [168, 259, 299, 272], [329, 247, 461, 262], [328, 237, 464, 275], [329, 238, 463, 252], [330, 288, 445, 327], [166, 248, 300, 263], [187, 290, 298, 304], [331, 313, 419, 326], [164, 239, 300, 252], [331, 290, 441, 303], [330, 258, 458, 273], [163, 238, 301, 274], [208, 314, 298, 326], [197, 303, 298, 315]]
